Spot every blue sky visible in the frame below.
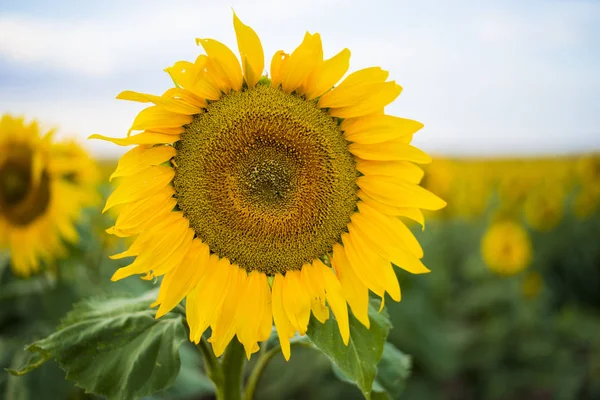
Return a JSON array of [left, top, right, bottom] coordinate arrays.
[[0, 0, 599, 157]]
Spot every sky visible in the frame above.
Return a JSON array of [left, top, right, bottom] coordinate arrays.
[[0, 0, 599, 158]]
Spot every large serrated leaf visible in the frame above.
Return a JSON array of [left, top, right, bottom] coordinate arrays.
[[307, 299, 392, 399], [8, 290, 187, 400], [372, 342, 412, 399]]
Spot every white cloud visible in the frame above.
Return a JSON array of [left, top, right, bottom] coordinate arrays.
[[0, 0, 351, 77]]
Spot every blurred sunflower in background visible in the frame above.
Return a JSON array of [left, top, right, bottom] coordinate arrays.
[[52, 140, 101, 206], [523, 184, 564, 231], [0, 115, 98, 277], [522, 271, 543, 299], [573, 154, 600, 218], [481, 220, 532, 276], [93, 13, 445, 359]]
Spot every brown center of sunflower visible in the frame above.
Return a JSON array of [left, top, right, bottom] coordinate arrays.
[[174, 84, 358, 275], [0, 145, 51, 226]]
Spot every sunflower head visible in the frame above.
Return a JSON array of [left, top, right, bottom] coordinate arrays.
[[93, 12, 445, 360], [0, 114, 98, 276], [481, 220, 532, 276]]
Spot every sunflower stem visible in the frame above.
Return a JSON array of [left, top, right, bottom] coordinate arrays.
[[242, 344, 280, 400], [218, 339, 246, 400], [197, 338, 221, 387], [242, 340, 314, 400]]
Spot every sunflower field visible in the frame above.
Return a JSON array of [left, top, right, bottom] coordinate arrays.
[[3, 148, 599, 399], [1, 10, 600, 400]]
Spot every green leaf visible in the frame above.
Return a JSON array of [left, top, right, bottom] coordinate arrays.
[[306, 299, 392, 399], [5, 348, 76, 400], [148, 343, 215, 399], [372, 342, 412, 399], [7, 290, 187, 400], [329, 342, 412, 400], [0, 274, 56, 301]]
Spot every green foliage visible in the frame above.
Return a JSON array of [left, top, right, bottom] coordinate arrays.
[[372, 343, 412, 399], [307, 299, 406, 399], [149, 342, 215, 399], [8, 290, 188, 400], [386, 210, 600, 400], [3, 182, 600, 400], [331, 342, 412, 400]]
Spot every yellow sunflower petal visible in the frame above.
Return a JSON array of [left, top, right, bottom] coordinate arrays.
[[302, 262, 329, 323], [280, 32, 322, 93], [270, 50, 288, 88], [331, 244, 370, 328], [358, 191, 425, 228], [109, 211, 180, 260], [128, 106, 193, 135], [188, 256, 232, 343], [236, 271, 272, 359], [310, 295, 330, 323], [259, 282, 273, 342], [109, 191, 176, 236], [356, 175, 446, 210], [317, 261, 350, 345], [111, 216, 190, 281], [347, 224, 401, 302], [103, 166, 174, 212], [153, 239, 210, 318], [57, 219, 79, 243], [89, 132, 180, 146], [166, 59, 222, 100], [234, 270, 261, 356], [272, 273, 294, 361], [355, 204, 423, 258], [354, 203, 429, 274], [342, 114, 423, 144], [163, 87, 207, 108], [329, 81, 402, 118], [305, 48, 351, 100], [196, 38, 243, 92], [355, 160, 424, 183], [349, 141, 431, 163], [151, 228, 195, 277], [350, 219, 428, 277], [193, 55, 226, 99], [398, 207, 425, 228], [341, 233, 386, 298], [318, 67, 389, 108], [358, 190, 418, 218], [282, 270, 311, 335], [233, 12, 264, 88], [165, 61, 201, 89], [110, 145, 175, 181], [210, 264, 246, 357], [30, 149, 44, 187], [116, 90, 203, 114]]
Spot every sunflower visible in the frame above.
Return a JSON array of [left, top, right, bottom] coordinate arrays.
[[522, 271, 543, 299], [523, 184, 564, 232], [92, 13, 446, 360], [573, 154, 600, 218], [573, 188, 599, 219], [52, 139, 101, 206], [0, 115, 98, 277], [576, 153, 600, 189], [481, 220, 532, 276]]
